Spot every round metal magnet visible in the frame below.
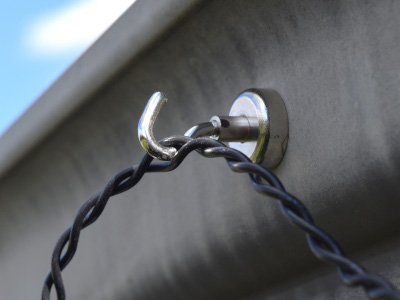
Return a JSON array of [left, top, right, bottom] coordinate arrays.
[[228, 89, 289, 169]]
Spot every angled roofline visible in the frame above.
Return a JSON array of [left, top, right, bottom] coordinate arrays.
[[0, 0, 204, 179]]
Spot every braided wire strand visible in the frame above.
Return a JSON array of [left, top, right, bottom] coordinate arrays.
[[42, 136, 400, 300]]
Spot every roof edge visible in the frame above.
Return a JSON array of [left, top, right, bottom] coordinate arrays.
[[0, 0, 205, 179]]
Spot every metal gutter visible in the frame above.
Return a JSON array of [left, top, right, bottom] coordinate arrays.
[[0, 0, 205, 179]]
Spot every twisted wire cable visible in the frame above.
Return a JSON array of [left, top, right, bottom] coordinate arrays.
[[42, 136, 400, 300]]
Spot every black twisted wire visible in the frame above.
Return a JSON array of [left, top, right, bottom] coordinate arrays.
[[42, 136, 400, 300]]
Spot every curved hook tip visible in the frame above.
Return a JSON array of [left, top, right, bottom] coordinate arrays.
[[138, 92, 177, 160]]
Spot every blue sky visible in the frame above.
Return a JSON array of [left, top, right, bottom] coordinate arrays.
[[0, 0, 134, 137]]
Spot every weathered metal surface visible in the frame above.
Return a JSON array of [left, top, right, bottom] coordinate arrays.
[[0, 0, 399, 299]]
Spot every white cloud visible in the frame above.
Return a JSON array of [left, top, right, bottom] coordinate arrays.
[[25, 0, 136, 57]]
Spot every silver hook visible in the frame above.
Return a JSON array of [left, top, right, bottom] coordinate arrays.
[[138, 92, 177, 160], [138, 89, 289, 169]]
